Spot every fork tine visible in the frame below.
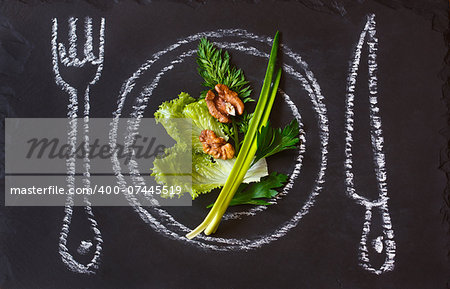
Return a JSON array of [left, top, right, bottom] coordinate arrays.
[[84, 17, 94, 61], [92, 18, 105, 66], [57, 42, 69, 66], [90, 18, 105, 82], [52, 18, 69, 66], [68, 17, 78, 62], [99, 18, 105, 56]]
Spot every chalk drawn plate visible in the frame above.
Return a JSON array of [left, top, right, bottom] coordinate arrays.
[[109, 29, 329, 251]]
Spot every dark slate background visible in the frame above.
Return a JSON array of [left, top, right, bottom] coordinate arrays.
[[0, 0, 448, 288]]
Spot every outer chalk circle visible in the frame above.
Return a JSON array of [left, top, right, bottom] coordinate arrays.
[[112, 29, 329, 251]]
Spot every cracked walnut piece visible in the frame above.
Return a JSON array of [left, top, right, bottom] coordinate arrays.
[[205, 84, 245, 123], [199, 129, 235, 160]]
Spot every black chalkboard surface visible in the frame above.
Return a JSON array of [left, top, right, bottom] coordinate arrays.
[[0, 0, 449, 288]]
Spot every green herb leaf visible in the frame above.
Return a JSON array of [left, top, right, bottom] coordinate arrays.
[[253, 119, 300, 164], [206, 172, 288, 208], [238, 111, 253, 135], [197, 38, 253, 102]]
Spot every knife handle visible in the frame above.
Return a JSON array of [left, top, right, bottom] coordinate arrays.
[[358, 203, 396, 274]]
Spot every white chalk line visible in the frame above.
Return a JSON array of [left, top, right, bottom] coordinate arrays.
[[109, 29, 329, 250], [344, 14, 396, 274], [52, 17, 105, 274]]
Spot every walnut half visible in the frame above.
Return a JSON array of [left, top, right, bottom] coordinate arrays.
[[199, 129, 235, 160], [205, 84, 245, 123]]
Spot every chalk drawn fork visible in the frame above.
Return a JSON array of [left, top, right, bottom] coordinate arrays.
[[51, 17, 105, 274], [344, 14, 396, 275]]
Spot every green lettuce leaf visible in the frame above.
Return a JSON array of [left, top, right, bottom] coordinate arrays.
[[154, 92, 226, 152], [151, 144, 268, 199], [154, 92, 195, 147]]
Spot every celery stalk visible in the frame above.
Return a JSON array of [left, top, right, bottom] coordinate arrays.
[[204, 68, 282, 235], [186, 32, 280, 239]]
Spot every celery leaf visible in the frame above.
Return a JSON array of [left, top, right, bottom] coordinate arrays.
[[207, 172, 288, 208]]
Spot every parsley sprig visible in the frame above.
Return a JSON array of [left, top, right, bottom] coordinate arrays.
[[253, 119, 300, 164], [238, 111, 253, 134], [197, 38, 253, 102], [207, 172, 288, 208]]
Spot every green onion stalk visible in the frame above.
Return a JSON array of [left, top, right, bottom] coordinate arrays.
[[186, 32, 281, 239]]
